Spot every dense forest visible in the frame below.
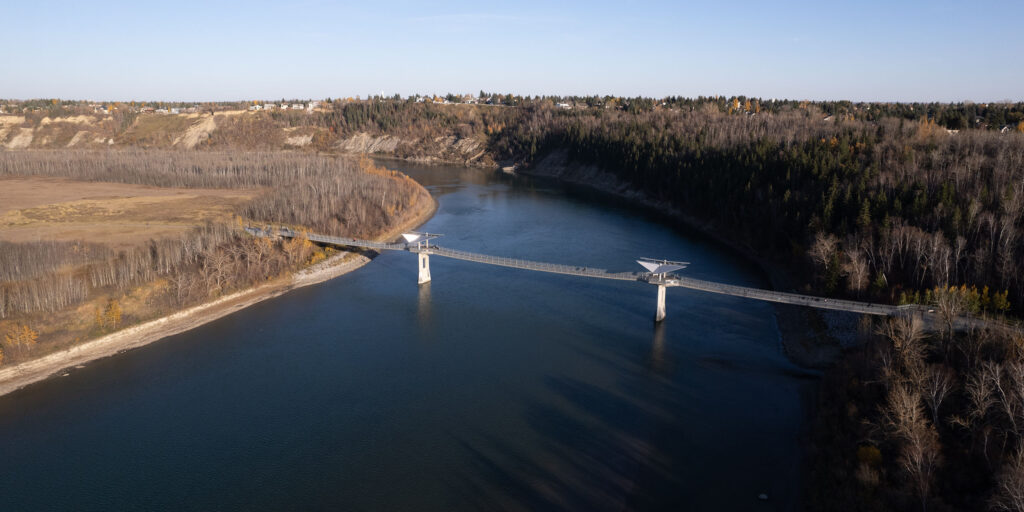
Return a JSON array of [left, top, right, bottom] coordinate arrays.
[[0, 150, 429, 364], [806, 313, 1024, 511], [496, 106, 1024, 315]]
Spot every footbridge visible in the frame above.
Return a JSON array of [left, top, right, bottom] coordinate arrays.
[[244, 226, 976, 325]]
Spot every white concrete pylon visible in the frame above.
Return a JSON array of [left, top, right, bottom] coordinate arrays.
[[655, 284, 666, 322], [418, 252, 431, 285]]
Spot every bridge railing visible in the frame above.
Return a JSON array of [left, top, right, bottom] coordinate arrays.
[[246, 225, 1024, 331], [670, 275, 900, 315], [428, 246, 642, 281]]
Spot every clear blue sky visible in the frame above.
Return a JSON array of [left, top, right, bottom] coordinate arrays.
[[3, 0, 1022, 102]]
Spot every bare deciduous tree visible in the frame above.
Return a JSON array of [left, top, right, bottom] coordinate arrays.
[[882, 382, 927, 441], [880, 315, 928, 385], [900, 421, 941, 512], [809, 232, 839, 270], [923, 364, 955, 427], [842, 248, 870, 295], [934, 286, 967, 345], [991, 444, 1024, 512]]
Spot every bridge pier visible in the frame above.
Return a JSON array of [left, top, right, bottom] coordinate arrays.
[[655, 284, 666, 322], [418, 252, 431, 285]]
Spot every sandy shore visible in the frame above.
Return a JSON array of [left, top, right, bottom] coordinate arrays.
[[0, 194, 437, 398]]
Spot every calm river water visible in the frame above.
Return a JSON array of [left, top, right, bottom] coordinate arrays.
[[0, 162, 818, 510]]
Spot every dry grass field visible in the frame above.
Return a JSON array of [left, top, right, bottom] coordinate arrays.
[[0, 177, 257, 249]]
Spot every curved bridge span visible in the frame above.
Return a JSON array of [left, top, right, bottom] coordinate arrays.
[[246, 226, 1013, 330]]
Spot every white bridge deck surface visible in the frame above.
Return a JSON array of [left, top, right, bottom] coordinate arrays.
[[247, 226, 1020, 331]]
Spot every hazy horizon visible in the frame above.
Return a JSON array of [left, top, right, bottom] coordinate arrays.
[[4, 0, 1022, 103], [4, 94, 1024, 105]]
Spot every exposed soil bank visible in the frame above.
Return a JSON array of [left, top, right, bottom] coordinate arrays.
[[0, 190, 437, 397], [334, 132, 495, 168]]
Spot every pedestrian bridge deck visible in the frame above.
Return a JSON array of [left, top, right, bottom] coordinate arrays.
[[246, 226, 1018, 330]]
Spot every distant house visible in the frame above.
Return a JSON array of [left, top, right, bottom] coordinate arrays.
[[307, 101, 320, 110], [264, 103, 276, 110], [155, 108, 168, 114], [556, 103, 572, 109], [170, 108, 180, 114], [292, 103, 304, 110]]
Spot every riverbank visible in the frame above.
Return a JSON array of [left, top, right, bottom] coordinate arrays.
[[0, 190, 437, 398], [518, 149, 849, 368], [0, 155, 814, 511]]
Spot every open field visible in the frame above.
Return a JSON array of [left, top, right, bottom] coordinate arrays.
[[0, 177, 257, 249]]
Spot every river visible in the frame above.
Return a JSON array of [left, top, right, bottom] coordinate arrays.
[[0, 162, 819, 510]]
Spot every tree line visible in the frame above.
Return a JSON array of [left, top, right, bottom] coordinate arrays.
[[66, 98, 1021, 317], [7, 98, 1023, 319]]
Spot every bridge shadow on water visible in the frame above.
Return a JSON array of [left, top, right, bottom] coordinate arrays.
[[440, 319, 685, 511], [448, 375, 684, 511], [439, 301, 821, 512]]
